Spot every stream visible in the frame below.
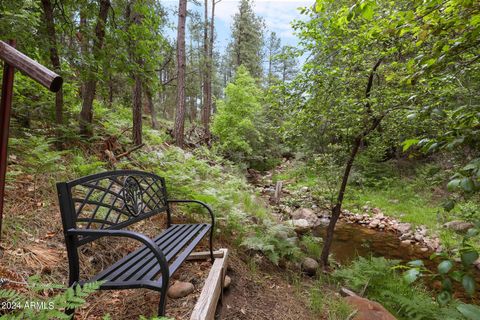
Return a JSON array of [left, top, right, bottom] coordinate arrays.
[[313, 222, 431, 264], [313, 222, 480, 300]]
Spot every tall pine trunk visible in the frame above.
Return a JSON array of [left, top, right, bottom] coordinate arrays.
[[173, 0, 187, 148], [201, 0, 210, 139], [128, 0, 143, 145], [79, 0, 110, 137], [132, 75, 142, 145], [41, 0, 64, 144], [146, 88, 158, 129]]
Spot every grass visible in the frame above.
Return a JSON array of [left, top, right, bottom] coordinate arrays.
[[309, 283, 354, 320], [344, 180, 442, 229]]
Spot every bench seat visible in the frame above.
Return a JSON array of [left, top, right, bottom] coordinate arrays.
[[87, 223, 211, 290]]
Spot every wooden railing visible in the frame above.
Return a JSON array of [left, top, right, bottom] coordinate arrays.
[[0, 40, 63, 243]]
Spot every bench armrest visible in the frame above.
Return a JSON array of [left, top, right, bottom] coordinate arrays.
[[66, 228, 170, 281], [167, 199, 215, 229]]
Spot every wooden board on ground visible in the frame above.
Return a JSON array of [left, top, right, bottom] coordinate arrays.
[[186, 250, 225, 261], [190, 248, 228, 320]]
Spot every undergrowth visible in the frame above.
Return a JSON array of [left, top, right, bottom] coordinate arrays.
[[333, 256, 465, 320]]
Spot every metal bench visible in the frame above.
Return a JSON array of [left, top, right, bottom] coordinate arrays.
[[56, 170, 215, 316]]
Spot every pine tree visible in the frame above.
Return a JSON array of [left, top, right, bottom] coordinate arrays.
[[230, 0, 264, 78], [266, 31, 281, 85]]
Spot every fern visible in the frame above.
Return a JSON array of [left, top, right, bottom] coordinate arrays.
[[241, 221, 301, 265], [0, 280, 102, 320], [333, 257, 464, 320]]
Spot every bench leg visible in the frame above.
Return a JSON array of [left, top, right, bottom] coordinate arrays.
[[209, 228, 214, 264], [158, 292, 167, 316]]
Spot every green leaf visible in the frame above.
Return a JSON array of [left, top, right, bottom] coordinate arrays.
[[437, 290, 451, 306], [461, 250, 479, 266], [407, 260, 424, 267], [460, 178, 475, 192], [447, 179, 461, 191], [451, 271, 463, 282], [402, 139, 419, 152], [403, 268, 420, 284], [457, 304, 480, 320], [442, 199, 455, 212], [438, 260, 453, 274], [466, 228, 479, 238], [361, 4, 374, 20], [462, 275, 476, 296]]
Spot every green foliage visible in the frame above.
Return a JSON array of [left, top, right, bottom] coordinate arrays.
[[212, 66, 264, 164], [334, 257, 463, 320], [9, 136, 64, 176], [0, 278, 102, 320], [403, 226, 480, 306], [241, 222, 301, 265], [299, 235, 323, 259]]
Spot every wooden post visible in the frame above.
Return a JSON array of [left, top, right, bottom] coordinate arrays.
[[0, 40, 16, 243], [0, 40, 62, 244]]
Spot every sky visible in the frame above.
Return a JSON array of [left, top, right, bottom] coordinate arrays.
[[163, 0, 313, 52]]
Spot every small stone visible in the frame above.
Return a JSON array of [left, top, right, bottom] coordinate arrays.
[[379, 223, 386, 229], [369, 219, 380, 228], [167, 281, 194, 299], [400, 240, 412, 246], [414, 234, 423, 242], [396, 223, 412, 234], [420, 247, 429, 253], [302, 257, 319, 276], [300, 186, 309, 193], [223, 275, 231, 289]]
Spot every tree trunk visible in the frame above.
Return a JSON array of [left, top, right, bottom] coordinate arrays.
[[133, 75, 142, 145], [319, 135, 361, 269], [146, 88, 158, 129], [319, 59, 383, 270], [174, 0, 187, 148], [41, 0, 64, 144], [79, 0, 110, 137], [201, 0, 210, 139], [128, 0, 143, 145]]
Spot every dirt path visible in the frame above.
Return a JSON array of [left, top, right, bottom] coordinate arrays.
[[216, 252, 314, 320]]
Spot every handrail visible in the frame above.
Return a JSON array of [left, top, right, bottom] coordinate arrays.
[[0, 40, 62, 92], [0, 39, 63, 243]]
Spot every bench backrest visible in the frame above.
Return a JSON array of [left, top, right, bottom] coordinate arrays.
[[57, 170, 170, 246]]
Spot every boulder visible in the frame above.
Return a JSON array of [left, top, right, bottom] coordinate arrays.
[[443, 221, 474, 233], [167, 281, 194, 299], [285, 219, 311, 234], [301, 257, 319, 276], [344, 296, 397, 320], [291, 208, 321, 227]]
